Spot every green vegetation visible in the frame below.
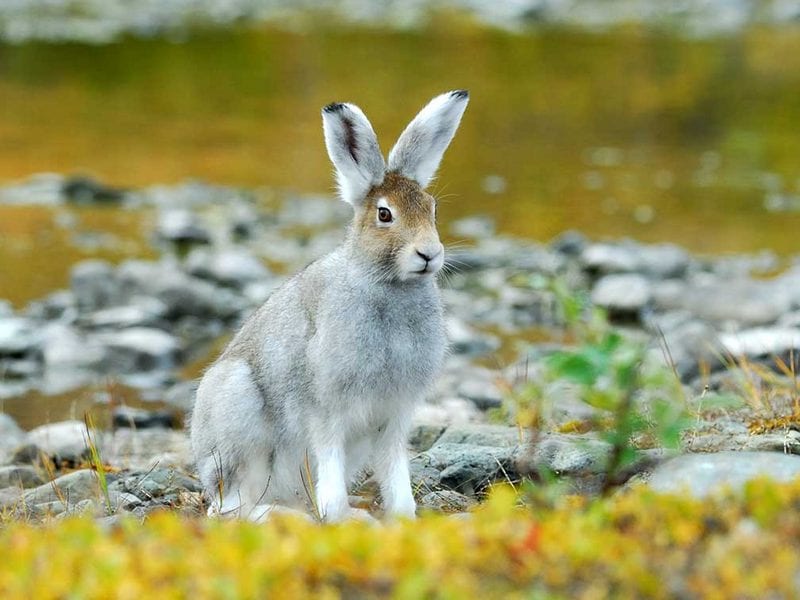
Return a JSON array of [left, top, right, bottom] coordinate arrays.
[[504, 279, 691, 490]]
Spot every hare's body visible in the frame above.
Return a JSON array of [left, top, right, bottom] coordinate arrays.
[[191, 91, 468, 521], [192, 247, 445, 516]]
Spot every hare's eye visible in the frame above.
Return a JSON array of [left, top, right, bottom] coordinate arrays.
[[377, 207, 393, 223]]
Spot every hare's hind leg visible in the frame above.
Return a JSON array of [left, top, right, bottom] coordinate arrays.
[[192, 359, 276, 519]]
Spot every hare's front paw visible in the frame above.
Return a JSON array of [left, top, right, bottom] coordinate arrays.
[[386, 495, 417, 520]]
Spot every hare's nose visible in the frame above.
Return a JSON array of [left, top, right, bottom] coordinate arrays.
[[416, 248, 441, 263]]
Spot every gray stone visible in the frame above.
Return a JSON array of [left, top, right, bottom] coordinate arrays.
[[684, 430, 800, 454], [118, 260, 244, 320], [550, 230, 588, 256], [647, 451, 800, 498], [155, 209, 211, 244], [0, 486, 23, 509], [420, 443, 516, 495], [0, 413, 26, 461], [24, 290, 75, 321], [70, 260, 122, 312], [40, 323, 106, 369], [103, 429, 192, 471], [581, 243, 639, 274], [515, 433, 612, 477], [108, 468, 200, 501], [93, 327, 180, 372], [419, 489, 476, 513], [0, 465, 44, 488], [435, 425, 528, 448], [456, 377, 504, 410], [112, 406, 176, 429], [26, 420, 89, 461], [654, 319, 721, 379], [636, 244, 691, 279], [80, 297, 168, 329], [412, 398, 483, 428], [23, 469, 99, 505], [718, 327, 800, 358], [0, 317, 41, 356], [186, 247, 270, 288], [683, 279, 791, 326], [591, 273, 651, 316], [278, 194, 350, 227], [408, 424, 446, 453], [446, 316, 500, 356]]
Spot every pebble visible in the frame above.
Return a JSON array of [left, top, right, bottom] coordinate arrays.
[[27, 421, 92, 461]]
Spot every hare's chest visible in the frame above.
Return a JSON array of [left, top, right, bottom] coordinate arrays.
[[312, 288, 446, 402]]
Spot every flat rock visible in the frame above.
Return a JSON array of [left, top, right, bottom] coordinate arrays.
[[682, 279, 791, 326], [647, 451, 800, 497], [0, 465, 45, 488], [26, 420, 89, 461], [591, 273, 651, 316], [103, 429, 192, 470], [23, 469, 99, 505], [408, 424, 446, 453], [435, 424, 528, 448], [186, 248, 270, 288], [70, 259, 122, 312], [718, 327, 800, 358], [416, 442, 517, 496], [515, 433, 612, 477], [155, 209, 211, 244], [79, 298, 168, 329], [581, 243, 639, 274], [419, 489, 477, 513], [40, 323, 105, 368], [684, 430, 800, 454], [118, 260, 244, 320], [456, 376, 504, 410], [0, 317, 41, 356], [108, 468, 201, 502], [412, 398, 483, 429], [93, 327, 180, 372]]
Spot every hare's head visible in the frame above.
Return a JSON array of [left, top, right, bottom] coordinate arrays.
[[322, 90, 469, 282]]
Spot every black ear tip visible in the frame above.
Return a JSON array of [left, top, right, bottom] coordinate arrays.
[[323, 102, 346, 114], [450, 90, 469, 100]]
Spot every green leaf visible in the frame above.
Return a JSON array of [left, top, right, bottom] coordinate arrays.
[[547, 352, 601, 385]]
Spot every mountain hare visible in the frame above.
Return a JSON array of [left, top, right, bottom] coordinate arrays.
[[191, 90, 469, 521]]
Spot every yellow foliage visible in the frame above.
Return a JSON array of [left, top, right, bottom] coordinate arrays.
[[2, 479, 800, 598]]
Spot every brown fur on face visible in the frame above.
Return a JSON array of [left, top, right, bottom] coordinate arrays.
[[349, 172, 441, 281]]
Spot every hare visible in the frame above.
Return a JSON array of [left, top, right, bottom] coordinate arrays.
[[191, 90, 469, 522]]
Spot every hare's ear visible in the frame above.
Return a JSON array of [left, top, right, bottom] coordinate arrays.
[[387, 90, 469, 189], [322, 102, 386, 205]]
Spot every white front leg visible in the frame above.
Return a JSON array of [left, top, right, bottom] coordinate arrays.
[[374, 429, 417, 519], [314, 444, 350, 522]]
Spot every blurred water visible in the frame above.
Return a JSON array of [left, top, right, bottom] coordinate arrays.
[[2, 25, 800, 306]]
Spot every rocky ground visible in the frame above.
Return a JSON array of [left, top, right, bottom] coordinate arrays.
[[1, 173, 800, 523], [1, 0, 800, 43]]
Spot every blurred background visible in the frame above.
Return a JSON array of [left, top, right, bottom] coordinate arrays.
[[1, 0, 800, 427]]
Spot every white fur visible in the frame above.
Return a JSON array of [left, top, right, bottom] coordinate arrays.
[[191, 91, 468, 522], [322, 103, 385, 205], [387, 90, 470, 188]]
